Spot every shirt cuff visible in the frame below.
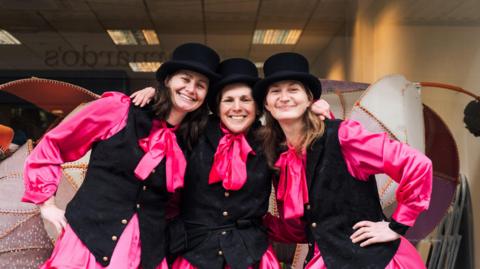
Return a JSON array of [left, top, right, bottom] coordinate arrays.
[[388, 219, 410, 235], [21, 191, 53, 205], [392, 203, 420, 227]]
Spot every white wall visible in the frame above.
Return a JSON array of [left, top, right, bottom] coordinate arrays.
[[317, 1, 480, 266]]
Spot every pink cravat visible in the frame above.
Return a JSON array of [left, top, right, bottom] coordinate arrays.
[[209, 124, 255, 190], [134, 120, 185, 193], [275, 145, 309, 219]]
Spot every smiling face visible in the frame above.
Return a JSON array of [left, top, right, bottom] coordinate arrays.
[[165, 69, 209, 115], [218, 83, 257, 134], [264, 80, 311, 124]]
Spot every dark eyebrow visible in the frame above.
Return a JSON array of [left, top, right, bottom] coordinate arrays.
[[179, 72, 207, 84], [270, 83, 280, 88], [288, 82, 302, 87], [178, 72, 192, 78]]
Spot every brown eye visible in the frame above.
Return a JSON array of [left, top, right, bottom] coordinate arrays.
[[197, 83, 206, 90], [241, 96, 253, 102]]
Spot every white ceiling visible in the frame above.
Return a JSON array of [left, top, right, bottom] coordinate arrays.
[[0, 0, 479, 79]]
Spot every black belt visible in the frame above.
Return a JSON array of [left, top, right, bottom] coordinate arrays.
[[186, 219, 260, 236], [168, 218, 262, 255]]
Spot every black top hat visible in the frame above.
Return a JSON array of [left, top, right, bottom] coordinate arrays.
[[156, 43, 221, 84], [253, 52, 321, 105], [208, 58, 260, 114]]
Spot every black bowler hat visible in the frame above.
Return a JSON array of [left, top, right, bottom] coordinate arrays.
[[156, 43, 221, 84], [208, 58, 260, 114], [254, 52, 321, 104]]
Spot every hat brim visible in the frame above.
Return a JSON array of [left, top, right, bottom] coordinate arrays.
[[253, 71, 322, 105], [156, 60, 221, 84], [208, 75, 260, 114]]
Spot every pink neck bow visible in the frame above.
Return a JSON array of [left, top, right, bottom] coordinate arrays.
[[208, 124, 255, 190], [275, 145, 309, 219], [134, 120, 186, 193]]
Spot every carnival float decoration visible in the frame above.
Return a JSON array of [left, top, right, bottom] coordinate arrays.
[[0, 78, 97, 268]]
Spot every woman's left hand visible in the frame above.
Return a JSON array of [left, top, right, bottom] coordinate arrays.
[[311, 99, 332, 120], [350, 220, 400, 247]]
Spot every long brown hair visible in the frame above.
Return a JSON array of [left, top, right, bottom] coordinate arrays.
[[152, 76, 209, 151], [258, 85, 325, 168]]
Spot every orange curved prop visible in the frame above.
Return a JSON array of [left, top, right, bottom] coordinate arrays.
[[0, 125, 14, 152], [0, 77, 99, 116], [420, 82, 480, 101]]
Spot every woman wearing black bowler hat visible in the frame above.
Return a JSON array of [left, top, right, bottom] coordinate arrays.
[[22, 43, 220, 269], [257, 52, 433, 269], [167, 58, 281, 269]]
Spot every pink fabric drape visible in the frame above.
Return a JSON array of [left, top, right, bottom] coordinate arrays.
[[305, 237, 425, 269], [209, 124, 255, 190], [135, 120, 186, 192], [274, 145, 309, 219], [22, 92, 130, 204], [40, 214, 168, 269], [338, 119, 432, 226], [172, 245, 281, 269]]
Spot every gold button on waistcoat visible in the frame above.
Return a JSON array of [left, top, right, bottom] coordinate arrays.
[[222, 211, 228, 217], [103, 256, 109, 262], [218, 250, 223, 256], [311, 222, 317, 228], [121, 219, 128, 224], [142, 185, 147, 191], [224, 191, 230, 197], [306, 204, 311, 210], [112, 235, 118, 241]]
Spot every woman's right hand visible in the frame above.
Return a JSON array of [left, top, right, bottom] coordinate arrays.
[[39, 197, 67, 234], [350, 220, 400, 247], [130, 87, 156, 107]]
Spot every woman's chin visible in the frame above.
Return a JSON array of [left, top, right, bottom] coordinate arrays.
[[174, 102, 201, 114], [273, 113, 303, 123]]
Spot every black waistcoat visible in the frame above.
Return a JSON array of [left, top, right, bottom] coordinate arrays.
[[180, 116, 272, 269], [302, 119, 400, 269], [65, 105, 172, 269]]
